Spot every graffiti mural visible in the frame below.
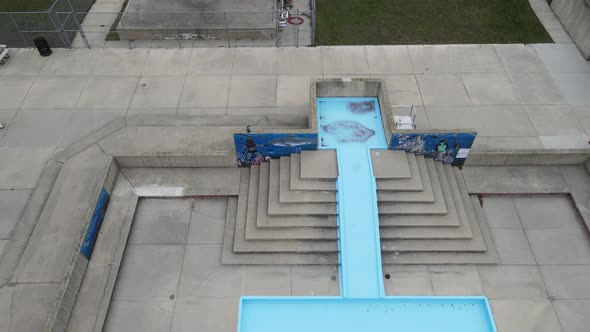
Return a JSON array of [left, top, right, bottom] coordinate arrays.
[[234, 133, 318, 166], [389, 132, 477, 166]]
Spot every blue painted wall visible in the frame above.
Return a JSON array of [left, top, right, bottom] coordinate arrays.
[[81, 187, 110, 259], [234, 133, 318, 166], [390, 132, 477, 166]]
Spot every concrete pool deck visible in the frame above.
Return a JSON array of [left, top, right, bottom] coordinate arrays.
[[0, 44, 589, 331]]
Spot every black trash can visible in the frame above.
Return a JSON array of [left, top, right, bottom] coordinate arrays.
[[33, 37, 52, 57]]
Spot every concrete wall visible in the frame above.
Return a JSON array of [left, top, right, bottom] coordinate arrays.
[[551, 0, 590, 59]]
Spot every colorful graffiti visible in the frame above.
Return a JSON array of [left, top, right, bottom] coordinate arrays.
[[390, 132, 477, 166], [81, 187, 110, 259], [234, 133, 318, 166]]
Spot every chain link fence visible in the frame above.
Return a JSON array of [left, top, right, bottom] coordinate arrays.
[[0, 0, 315, 48]]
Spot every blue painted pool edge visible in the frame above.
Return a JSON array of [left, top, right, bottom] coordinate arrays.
[[238, 296, 497, 332]]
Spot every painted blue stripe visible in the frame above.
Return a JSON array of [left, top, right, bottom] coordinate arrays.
[[81, 187, 110, 259]]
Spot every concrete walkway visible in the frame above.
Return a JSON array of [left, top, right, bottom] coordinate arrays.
[[0, 44, 589, 256], [0, 44, 588, 331]]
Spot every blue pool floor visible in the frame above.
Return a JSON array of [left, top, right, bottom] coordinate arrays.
[[239, 297, 496, 332]]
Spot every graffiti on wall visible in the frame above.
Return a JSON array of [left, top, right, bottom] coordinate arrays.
[[81, 187, 110, 259], [234, 133, 318, 166], [390, 132, 477, 166]]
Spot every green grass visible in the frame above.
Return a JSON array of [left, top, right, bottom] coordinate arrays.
[[316, 0, 552, 45], [0, 0, 55, 12]]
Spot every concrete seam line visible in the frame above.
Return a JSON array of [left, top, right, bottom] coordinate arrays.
[[53, 117, 126, 163], [0, 160, 63, 287]]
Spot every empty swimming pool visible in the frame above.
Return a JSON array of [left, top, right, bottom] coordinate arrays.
[[237, 97, 497, 332]]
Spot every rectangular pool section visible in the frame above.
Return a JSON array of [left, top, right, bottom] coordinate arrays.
[[237, 97, 497, 332], [319, 97, 387, 298], [239, 297, 496, 332]]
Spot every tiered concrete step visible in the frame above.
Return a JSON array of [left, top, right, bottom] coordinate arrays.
[[289, 153, 337, 191], [380, 165, 487, 252], [221, 151, 498, 265], [290, 150, 425, 193], [371, 150, 412, 179], [380, 167, 497, 264], [378, 158, 448, 215], [221, 187, 339, 265], [232, 168, 337, 253], [300, 150, 338, 179], [266, 162, 338, 216], [277, 158, 336, 204], [246, 165, 337, 240], [375, 153, 424, 192], [377, 154, 434, 202]]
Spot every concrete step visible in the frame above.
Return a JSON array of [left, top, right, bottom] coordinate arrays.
[[232, 168, 337, 253], [277, 158, 337, 204], [257, 163, 338, 228], [380, 177, 499, 264], [376, 153, 424, 192], [371, 150, 411, 179], [377, 154, 434, 203], [289, 154, 336, 191], [378, 159, 447, 215], [265, 162, 338, 216], [245, 166, 337, 240], [243, 162, 482, 251], [300, 150, 338, 180], [379, 160, 460, 226], [380, 165, 487, 252], [381, 162, 475, 237], [221, 194, 339, 265]]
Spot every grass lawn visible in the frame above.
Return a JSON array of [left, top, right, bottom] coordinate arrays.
[[0, 0, 96, 47], [316, 0, 552, 45], [0, 0, 55, 12]]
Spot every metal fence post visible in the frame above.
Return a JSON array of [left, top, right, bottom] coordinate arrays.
[[49, 8, 71, 48], [71, 10, 90, 49], [118, 12, 132, 49], [275, 11, 280, 47], [311, 0, 316, 46], [8, 13, 29, 47], [295, 8, 299, 48], [173, 13, 181, 48], [224, 12, 231, 48]]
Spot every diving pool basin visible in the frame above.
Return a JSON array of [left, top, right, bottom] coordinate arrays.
[[236, 97, 497, 332]]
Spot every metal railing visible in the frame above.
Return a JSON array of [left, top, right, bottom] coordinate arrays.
[[0, 0, 316, 48]]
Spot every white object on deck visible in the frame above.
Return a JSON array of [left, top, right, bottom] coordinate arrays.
[[393, 104, 417, 130], [0, 44, 9, 65]]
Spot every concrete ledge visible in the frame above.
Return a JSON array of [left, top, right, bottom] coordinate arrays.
[[53, 118, 125, 163], [121, 167, 241, 196], [124, 114, 308, 128], [467, 149, 590, 166], [551, 0, 590, 59], [0, 159, 62, 286], [462, 166, 570, 194], [67, 175, 138, 332]]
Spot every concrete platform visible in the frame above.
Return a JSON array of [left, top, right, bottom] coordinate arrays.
[[377, 154, 434, 202], [276, 158, 337, 204], [289, 154, 337, 191], [300, 150, 338, 180], [0, 45, 589, 332], [371, 150, 411, 179], [376, 153, 425, 192]]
